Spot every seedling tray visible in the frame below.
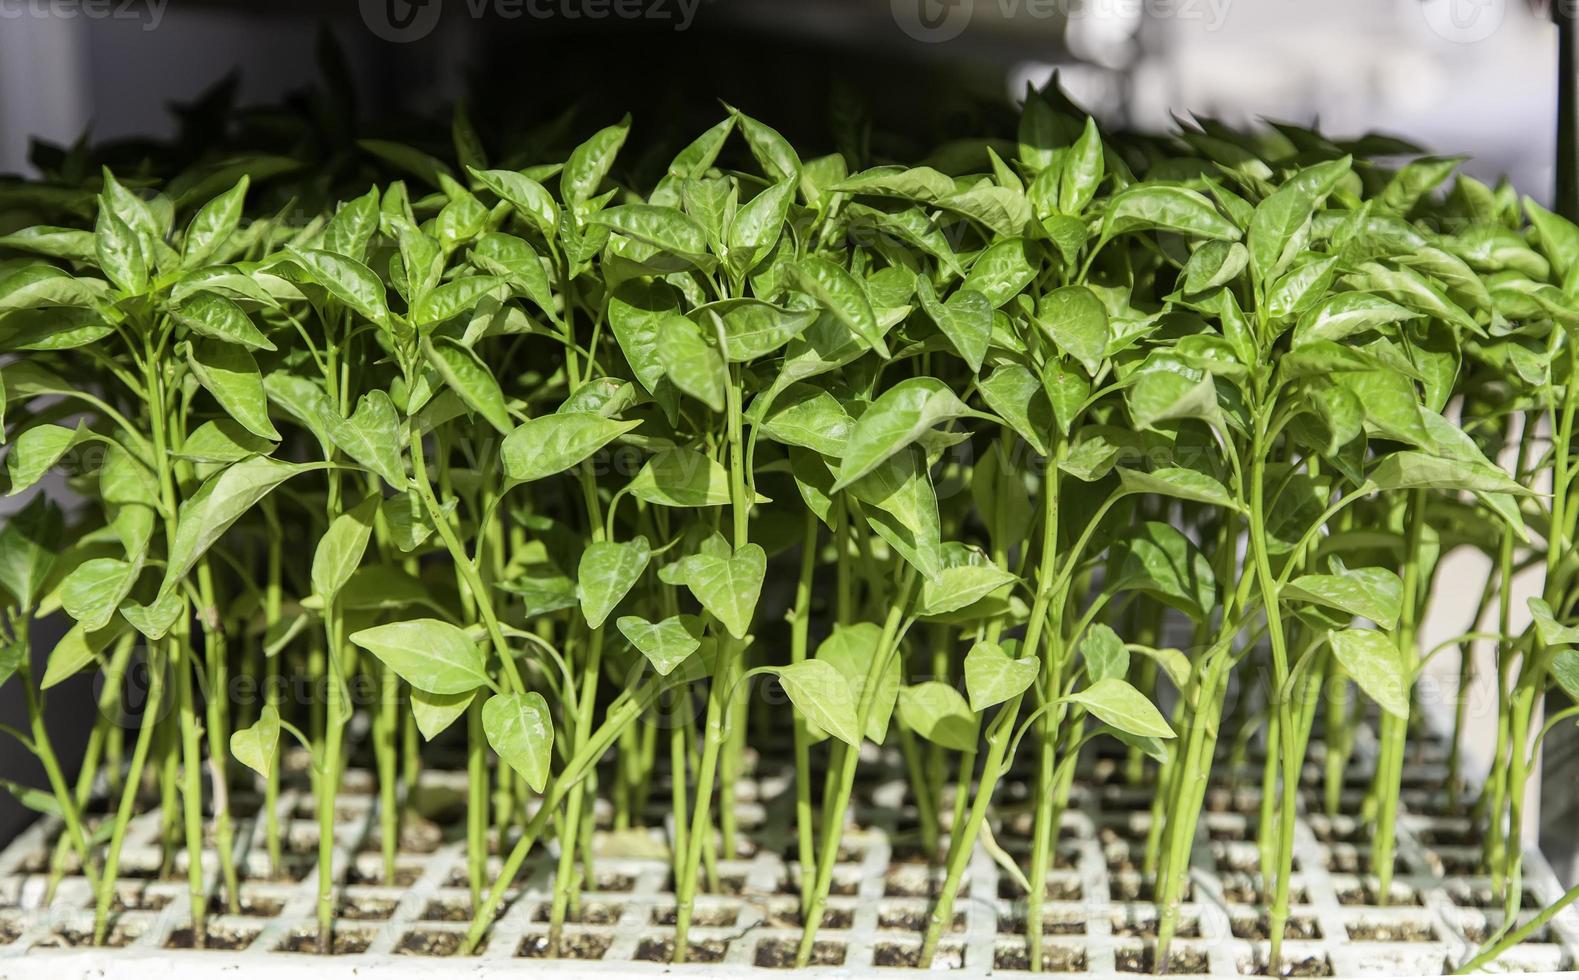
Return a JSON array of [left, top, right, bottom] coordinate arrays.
[[0, 734, 1573, 979]]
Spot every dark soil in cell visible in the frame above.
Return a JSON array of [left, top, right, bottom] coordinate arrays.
[[338, 895, 398, 920], [1346, 920, 1436, 942], [395, 929, 479, 955], [1221, 876, 1307, 905], [652, 903, 738, 927], [762, 905, 852, 929], [755, 938, 845, 968], [1451, 885, 1541, 909], [209, 892, 286, 917], [1460, 919, 1550, 944], [993, 942, 1088, 972], [1433, 851, 1483, 875], [43, 923, 143, 948], [244, 861, 310, 882], [877, 906, 963, 932], [165, 925, 257, 950], [105, 887, 173, 912], [1321, 847, 1362, 874], [1111, 913, 1198, 939], [347, 863, 420, 886], [1002, 876, 1083, 900], [519, 932, 610, 959], [422, 898, 472, 921], [1415, 825, 1479, 847], [277, 928, 371, 954], [1232, 915, 1321, 940], [533, 900, 623, 924], [635, 936, 726, 962], [705, 873, 749, 895], [1110, 877, 1188, 902], [1336, 884, 1420, 906], [1116, 946, 1210, 974], [874, 941, 965, 968], [1241, 955, 1333, 977]]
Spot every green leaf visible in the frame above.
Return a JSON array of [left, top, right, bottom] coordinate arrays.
[[1116, 466, 1240, 511], [1292, 291, 1416, 347], [1128, 369, 1221, 433], [350, 618, 488, 696], [60, 557, 138, 632], [963, 237, 1037, 307], [6, 423, 86, 494], [182, 176, 249, 268], [412, 275, 505, 325], [425, 338, 512, 435], [176, 418, 277, 464], [774, 660, 860, 747], [1285, 566, 1403, 631], [42, 623, 115, 689], [607, 280, 676, 394], [1247, 157, 1350, 285], [1113, 521, 1217, 622], [120, 591, 183, 641], [834, 378, 976, 490], [658, 314, 727, 411], [285, 247, 388, 325], [592, 204, 714, 270], [161, 456, 316, 594], [1103, 185, 1240, 242], [577, 536, 651, 630], [617, 615, 701, 675], [471, 232, 556, 317], [628, 448, 731, 507], [675, 541, 765, 640], [1081, 624, 1129, 683], [311, 494, 379, 602], [1036, 285, 1109, 375], [0, 495, 62, 610], [1553, 650, 1579, 703], [482, 691, 554, 793], [326, 390, 405, 488], [814, 623, 899, 744], [845, 448, 943, 579], [95, 206, 148, 295], [915, 279, 990, 373], [1368, 451, 1525, 495], [561, 116, 630, 207], [1063, 677, 1174, 738], [188, 339, 281, 440], [727, 178, 795, 273], [174, 291, 274, 351], [964, 640, 1038, 712], [758, 385, 853, 457], [1528, 598, 1579, 648], [717, 300, 818, 363], [1059, 116, 1104, 214], [470, 168, 560, 240], [230, 705, 279, 779], [918, 544, 1016, 617], [503, 412, 638, 484], [411, 688, 475, 741], [898, 681, 978, 751], [1328, 628, 1410, 719], [978, 363, 1050, 455], [789, 256, 888, 357]]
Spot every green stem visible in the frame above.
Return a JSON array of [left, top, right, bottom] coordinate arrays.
[[94, 648, 165, 944]]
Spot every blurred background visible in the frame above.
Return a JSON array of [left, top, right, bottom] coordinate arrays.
[[0, 0, 1572, 872]]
